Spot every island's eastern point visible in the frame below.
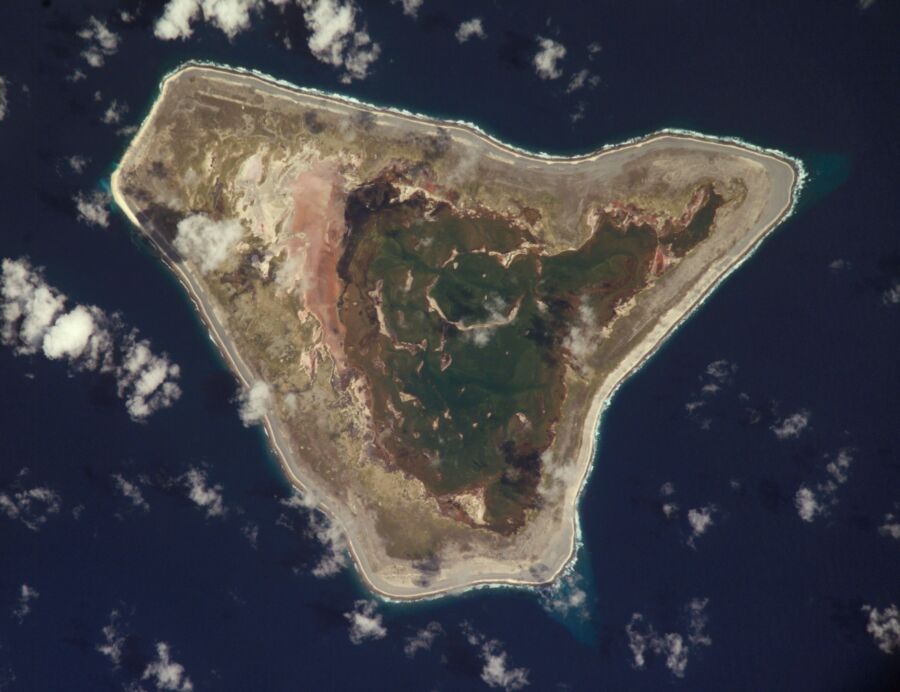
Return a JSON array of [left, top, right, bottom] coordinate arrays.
[[111, 62, 801, 600]]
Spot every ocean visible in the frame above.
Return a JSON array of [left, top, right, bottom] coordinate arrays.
[[1, 1, 898, 690]]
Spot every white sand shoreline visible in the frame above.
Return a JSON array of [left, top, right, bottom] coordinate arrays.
[[112, 62, 804, 602]]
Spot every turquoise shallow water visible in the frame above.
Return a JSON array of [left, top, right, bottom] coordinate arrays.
[[1, 1, 898, 690]]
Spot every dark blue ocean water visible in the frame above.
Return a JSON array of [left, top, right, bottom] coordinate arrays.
[[1, 1, 898, 690]]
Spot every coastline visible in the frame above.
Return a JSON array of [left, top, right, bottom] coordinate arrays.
[[111, 62, 804, 602]]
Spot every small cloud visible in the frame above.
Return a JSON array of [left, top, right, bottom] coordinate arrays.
[[0, 77, 8, 121], [533, 36, 566, 80], [116, 333, 182, 421], [74, 190, 112, 227], [569, 101, 585, 124], [704, 359, 737, 384], [455, 17, 486, 43], [878, 511, 900, 540], [462, 623, 529, 691], [241, 521, 259, 548], [279, 489, 349, 577], [11, 584, 39, 624], [565, 69, 590, 93], [101, 99, 128, 125], [173, 214, 244, 273], [96, 609, 126, 666], [344, 600, 387, 644], [393, 0, 423, 18], [770, 409, 811, 440], [67, 69, 87, 83], [67, 155, 90, 174], [793, 448, 854, 523], [142, 642, 194, 691], [882, 280, 900, 306], [686, 505, 716, 548], [862, 604, 899, 654], [300, 0, 381, 83], [538, 572, 588, 618], [183, 467, 226, 518], [78, 16, 120, 68], [403, 621, 443, 658], [154, 0, 262, 41], [112, 473, 150, 511], [0, 478, 61, 532], [587, 41, 602, 57], [237, 380, 272, 426], [829, 258, 849, 271], [625, 598, 712, 678]]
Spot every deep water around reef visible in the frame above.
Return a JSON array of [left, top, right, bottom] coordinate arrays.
[[1, 1, 899, 690]]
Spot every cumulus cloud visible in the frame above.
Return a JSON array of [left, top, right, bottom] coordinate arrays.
[[771, 409, 811, 439], [686, 505, 716, 548], [97, 610, 127, 666], [565, 68, 598, 94], [0, 77, 8, 121], [74, 190, 113, 228], [237, 380, 272, 426], [455, 17, 486, 43], [878, 512, 900, 540], [142, 642, 194, 691], [862, 604, 900, 654], [533, 36, 566, 80], [279, 489, 349, 577], [11, 584, 39, 624], [116, 334, 182, 421], [300, 0, 381, 83], [462, 624, 529, 691], [101, 99, 128, 125], [344, 600, 387, 644], [626, 598, 711, 678], [78, 16, 120, 68], [67, 155, 89, 174], [403, 621, 442, 657], [393, 0, 422, 18], [173, 214, 244, 273], [882, 280, 900, 306], [154, 0, 265, 40], [0, 474, 61, 531], [241, 521, 259, 548], [112, 473, 150, 511], [538, 572, 588, 618], [182, 467, 226, 518], [794, 448, 853, 522]]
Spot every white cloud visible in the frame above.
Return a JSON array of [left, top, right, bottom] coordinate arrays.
[[882, 280, 900, 306], [173, 213, 244, 273], [241, 521, 259, 548], [686, 505, 716, 548], [344, 600, 387, 644], [862, 604, 900, 654], [878, 512, 900, 540], [78, 16, 120, 68], [237, 380, 272, 426], [116, 334, 182, 421], [0, 476, 61, 531], [828, 258, 848, 271], [67, 155, 89, 174], [565, 69, 593, 94], [279, 489, 349, 576], [393, 0, 422, 18], [794, 486, 823, 522], [462, 624, 530, 691], [142, 642, 194, 691], [11, 584, 39, 624], [625, 599, 712, 678], [96, 610, 126, 666], [154, 0, 265, 40], [705, 359, 736, 384], [300, 0, 381, 83], [455, 17, 486, 43], [538, 572, 588, 618], [770, 409, 811, 440], [587, 41, 602, 57], [403, 621, 442, 658], [101, 99, 128, 125], [793, 448, 853, 523], [113, 473, 150, 511], [0, 77, 8, 121], [533, 36, 566, 80], [74, 190, 113, 228], [42, 305, 110, 365], [182, 467, 226, 518]]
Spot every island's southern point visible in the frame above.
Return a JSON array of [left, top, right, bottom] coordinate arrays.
[[111, 62, 801, 600]]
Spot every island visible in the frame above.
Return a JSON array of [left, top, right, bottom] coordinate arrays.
[[112, 63, 801, 599]]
